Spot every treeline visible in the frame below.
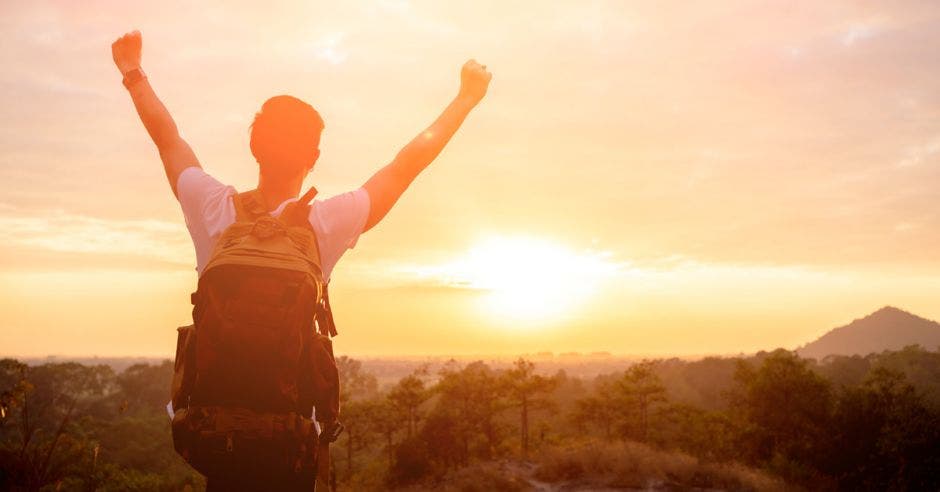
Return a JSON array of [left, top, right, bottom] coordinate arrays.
[[0, 360, 199, 491], [1, 346, 939, 490], [333, 346, 940, 490]]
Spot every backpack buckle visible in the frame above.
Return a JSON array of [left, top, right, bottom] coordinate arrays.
[[250, 216, 285, 240], [319, 421, 344, 444]]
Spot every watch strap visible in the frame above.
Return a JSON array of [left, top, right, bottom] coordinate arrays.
[[122, 68, 146, 90]]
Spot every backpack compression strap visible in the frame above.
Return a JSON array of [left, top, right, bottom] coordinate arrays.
[[298, 185, 318, 206], [235, 187, 320, 227], [279, 186, 318, 229], [316, 284, 338, 337]]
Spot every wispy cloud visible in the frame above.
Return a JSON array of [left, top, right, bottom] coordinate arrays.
[[3, 0, 940, 355], [840, 18, 887, 47], [897, 137, 940, 168], [311, 33, 348, 65], [0, 206, 191, 267]]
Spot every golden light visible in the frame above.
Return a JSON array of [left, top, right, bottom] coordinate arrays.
[[424, 236, 622, 323]]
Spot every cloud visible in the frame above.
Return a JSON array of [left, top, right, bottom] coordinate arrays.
[[3, 0, 940, 273], [894, 221, 917, 233], [840, 20, 884, 47], [0, 206, 192, 268], [312, 33, 348, 65], [897, 137, 940, 168]]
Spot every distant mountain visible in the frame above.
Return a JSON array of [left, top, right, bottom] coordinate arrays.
[[798, 306, 940, 360]]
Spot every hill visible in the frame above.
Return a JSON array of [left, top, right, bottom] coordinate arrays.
[[798, 306, 940, 359]]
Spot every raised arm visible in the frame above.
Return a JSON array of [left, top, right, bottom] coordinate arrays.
[[362, 60, 492, 232], [112, 31, 200, 198]]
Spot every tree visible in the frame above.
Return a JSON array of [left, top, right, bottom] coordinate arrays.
[[729, 350, 832, 481], [615, 361, 667, 443], [369, 399, 401, 467], [114, 361, 173, 412], [571, 376, 619, 440], [0, 362, 114, 490], [656, 403, 736, 461], [0, 359, 30, 431], [335, 356, 378, 403], [870, 345, 940, 407], [419, 408, 464, 471], [387, 367, 430, 439], [433, 361, 506, 460], [816, 353, 870, 389], [828, 366, 940, 490], [502, 358, 557, 458], [336, 397, 380, 480], [333, 356, 381, 480]]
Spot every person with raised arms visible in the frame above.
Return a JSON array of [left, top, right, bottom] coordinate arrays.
[[111, 29, 491, 491]]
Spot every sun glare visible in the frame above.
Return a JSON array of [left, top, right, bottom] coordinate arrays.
[[428, 237, 621, 323]]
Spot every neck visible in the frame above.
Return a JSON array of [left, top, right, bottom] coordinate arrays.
[[257, 171, 305, 211]]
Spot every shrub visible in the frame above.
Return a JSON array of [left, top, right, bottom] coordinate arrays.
[[535, 440, 788, 491]]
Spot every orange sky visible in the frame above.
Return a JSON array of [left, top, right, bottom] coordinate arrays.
[[1, 1, 939, 357]]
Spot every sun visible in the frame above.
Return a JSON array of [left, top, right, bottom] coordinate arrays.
[[430, 236, 621, 323]]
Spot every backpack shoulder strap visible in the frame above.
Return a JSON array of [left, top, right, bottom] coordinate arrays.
[[280, 186, 336, 337], [233, 189, 267, 222]]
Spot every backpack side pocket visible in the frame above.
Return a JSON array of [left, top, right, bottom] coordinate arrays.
[[171, 324, 196, 411]]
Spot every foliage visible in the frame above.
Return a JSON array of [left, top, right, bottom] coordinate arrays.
[[535, 440, 787, 491], [396, 461, 530, 492], [2, 347, 940, 490], [387, 368, 430, 439], [0, 359, 201, 491], [825, 366, 940, 490], [501, 358, 558, 458], [729, 349, 833, 481]]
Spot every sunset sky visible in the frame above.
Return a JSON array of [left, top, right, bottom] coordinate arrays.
[[1, 0, 939, 358]]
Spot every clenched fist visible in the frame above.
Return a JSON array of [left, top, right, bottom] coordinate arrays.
[[458, 59, 492, 106], [112, 30, 142, 75]]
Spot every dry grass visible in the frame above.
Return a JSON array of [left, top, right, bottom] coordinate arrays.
[[391, 440, 791, 491], [396, 461, 531, 492], [534, 440, 791, 491]]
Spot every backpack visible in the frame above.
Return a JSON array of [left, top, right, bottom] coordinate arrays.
[[170, 187, 343, 483]]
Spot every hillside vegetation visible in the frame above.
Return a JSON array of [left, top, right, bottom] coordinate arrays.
[[2, 345, 939, 490]]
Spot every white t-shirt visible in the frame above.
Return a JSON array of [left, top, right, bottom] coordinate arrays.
[[176, 167, 370, 281]]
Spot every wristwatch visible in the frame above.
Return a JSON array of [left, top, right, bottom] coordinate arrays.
[[122, 68, 146, 89]]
